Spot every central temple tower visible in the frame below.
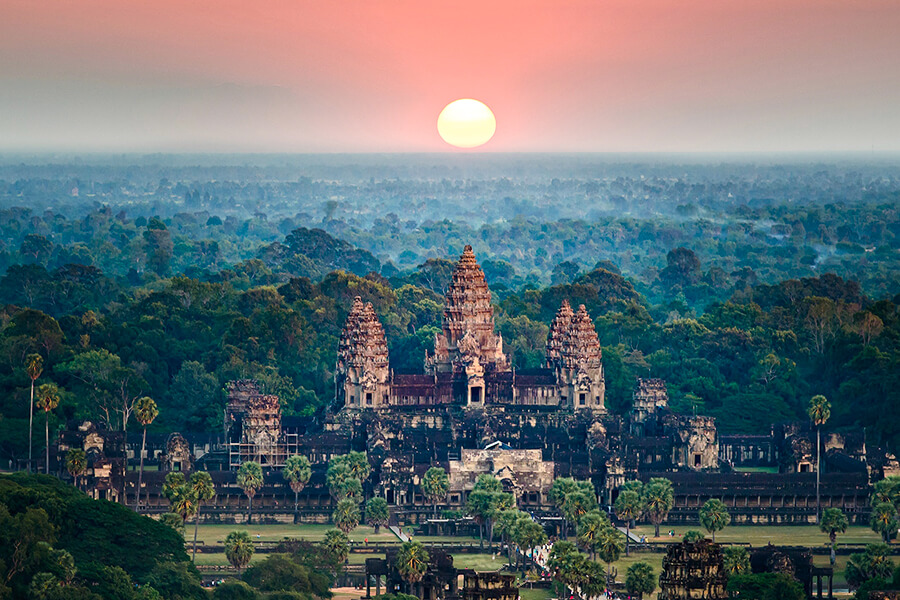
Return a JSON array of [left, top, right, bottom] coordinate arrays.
[[426, 245, 509, 405]]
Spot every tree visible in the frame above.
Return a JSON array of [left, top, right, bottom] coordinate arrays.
[[641, 477, 674, 537], [134, 396, 158, 509], [237, 461, 264, 524], [160, 512, 185, 535], [561, 491, 596, 531], [726, 573, 806, 600], [366, 497, 389, 534], [699, 499, 730, 542], [58, 349, 145, 432], [723, 546, 750, 575], [282, 455, 312, 515], [549, 478, 579, 537], [595, 526, 624, 594], [326, 462, 361, 501], [625, 561, 656, 600], [170, 483, 198, 526], [808, 394, 831, 525], [395, 541, 429, 599], [65, 448, 87, 489], [614, 490, 642, 555], [321, 529, 350, 565], [189, 471, 216, 562], [466, 490, 494, 550], [871, 502, 898, 543], [333, 498, 361, 534], [421, 467, 450, 519], [872, 475, 900, 510], [846, 543, 895, 589], [35, 382, 60, 474], [820, 508, 849, 565], [512, 520, 547, 574], [25, 353, 43, 472], [224, 531, 254, 574], [682, 530, 705, 543], [576, 511, 608, 559]]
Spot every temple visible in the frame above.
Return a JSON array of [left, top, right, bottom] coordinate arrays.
[[334, 245, 606, 411], [49, 244, 890, 526]]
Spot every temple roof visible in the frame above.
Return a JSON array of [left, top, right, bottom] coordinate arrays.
[[337, 296, 388, 371], [547, 301, 602, 368]]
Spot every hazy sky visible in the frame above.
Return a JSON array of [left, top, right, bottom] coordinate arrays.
[[2, 0, 899, 153]]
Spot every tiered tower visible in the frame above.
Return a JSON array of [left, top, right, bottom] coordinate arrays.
[[546, 300, 574, 365], [546, 302, 605, 411], [336, 296, 390, 409], [427, 245, 508, 406]]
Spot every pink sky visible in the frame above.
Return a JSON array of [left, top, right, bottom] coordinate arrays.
[[1, 0, 898, 152]]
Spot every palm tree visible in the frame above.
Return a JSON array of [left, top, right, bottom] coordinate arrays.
[[723, 546, 750, 575], [25, 353, 43, 472], [333, 498, 361, 534], [642, 478, 674, 538], [549, 478, 579, 538], [614, 490, 643, 556], [236, 461, 263, 524], [595, 526, 624, 595], [421, 466, 450, 519], [625, 562, 656, 600], [189, 471, 216, 562], [282, 454, 312, 516], [683, 530, 705, 543], [133, 396, 158, 509], [395, 541, 430, 599], [576, 511, 607, 560], [224, 531, 254, 574], [65, 448, 87, 490], [820, 507, 849, 565], [699, 498, 730, 542], [808, 394, 831, 525], [870, 502, 898, 543], [365, 497, 390, 534], [321, 528, 350, 566], [35, 383, 60, 474], [171, 484, 198, 526]]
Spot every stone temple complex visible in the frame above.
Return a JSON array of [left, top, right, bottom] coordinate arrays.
[[50, 244, 888, 525]]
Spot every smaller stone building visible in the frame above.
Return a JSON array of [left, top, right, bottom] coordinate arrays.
[[658, 540, 728, 600]]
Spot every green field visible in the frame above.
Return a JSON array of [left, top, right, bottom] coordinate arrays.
[[628, 525, 882, 547], [187, 523, 479, 546], [187, 523, 400, 545]]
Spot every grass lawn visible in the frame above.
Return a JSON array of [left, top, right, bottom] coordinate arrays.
[[192, 552, 267, 566], [518, 587, 554, 600], [188, 523, 401, 545], [628, 525, 882, 547], [189, 523, 478, 546]]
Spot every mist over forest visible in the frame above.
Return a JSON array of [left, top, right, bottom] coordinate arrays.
[[1, 154, 899, 463]]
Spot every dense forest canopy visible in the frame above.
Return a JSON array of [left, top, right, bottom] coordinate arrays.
[[0, 155, 898, 464]]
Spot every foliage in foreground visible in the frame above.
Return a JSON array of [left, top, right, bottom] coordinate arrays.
[[0, 472, 201, 600]]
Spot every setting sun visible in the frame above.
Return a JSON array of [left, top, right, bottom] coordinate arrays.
[[437, 99, 496, 149]]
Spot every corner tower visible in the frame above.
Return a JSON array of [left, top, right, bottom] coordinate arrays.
[[546, 302, 605, 411], [336, 297, 390, 410]]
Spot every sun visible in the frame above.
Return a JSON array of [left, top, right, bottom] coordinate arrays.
[[437, 99, 496, 149]]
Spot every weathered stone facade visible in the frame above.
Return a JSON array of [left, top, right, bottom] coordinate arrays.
[[340, 246, 606, 412], [658, 540, 728, 600]]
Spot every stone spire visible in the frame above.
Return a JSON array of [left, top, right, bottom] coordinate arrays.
[[561, 304, 602, 368], [429, 245, 508, 374], [546, 300, 574, 366], [547, 301, 606, 411], [337, 296, 388, 374], [441, 245, 496, 345]]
